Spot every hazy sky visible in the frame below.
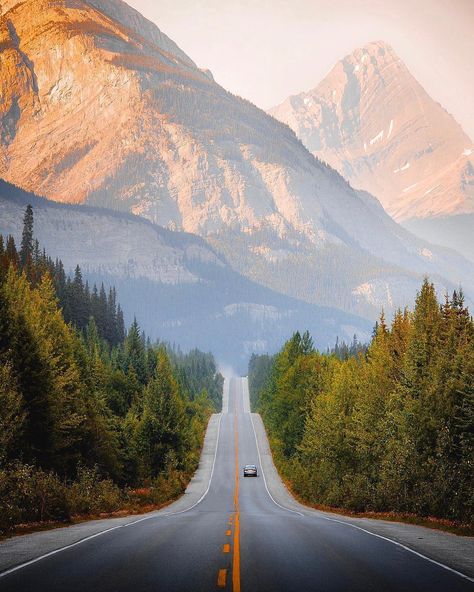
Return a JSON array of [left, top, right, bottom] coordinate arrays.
[[127, 0, 474, 139]]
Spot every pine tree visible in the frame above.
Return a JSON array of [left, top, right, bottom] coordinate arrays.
[[71, 265, 88, 329], [0, 360, 25, 462], [107, 287, 117, 344], [135, 349, 186, 477], [116, 304, 125, 343], [301, 330, 314, 355], [20, 204, 34, 268], [125, 318, 147, 383], [5, 236, 18, 269], [0, 267, 53, 465]]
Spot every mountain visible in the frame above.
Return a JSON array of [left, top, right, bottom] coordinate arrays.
[[1, 2, 473, 320], [0, 179, 371, 371], [269, 41, 474, 224]]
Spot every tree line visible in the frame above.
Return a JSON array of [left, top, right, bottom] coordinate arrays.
[[249, 281, 473, 525], [0, 206, 223, 533], [1, 204, 126, 346]]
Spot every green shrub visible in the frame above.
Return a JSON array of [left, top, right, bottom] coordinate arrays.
[[0, 463, 69, 533], [66, 465, 123, 515]]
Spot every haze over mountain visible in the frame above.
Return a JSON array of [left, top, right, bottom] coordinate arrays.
[[1, 1, 473, 324], [0, 179, 371, 370]]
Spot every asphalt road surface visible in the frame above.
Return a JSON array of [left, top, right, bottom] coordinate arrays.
[[1, 377, 473, 592]]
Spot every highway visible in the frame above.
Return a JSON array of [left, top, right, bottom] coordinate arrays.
[[0, 377, 473, 591]]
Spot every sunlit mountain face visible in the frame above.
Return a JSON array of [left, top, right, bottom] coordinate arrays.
[[1, 1, 473, 324], [269, 40, 474, 224]]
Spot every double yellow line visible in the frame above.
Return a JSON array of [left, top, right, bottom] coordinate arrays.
[[232, 384, 241, 592]]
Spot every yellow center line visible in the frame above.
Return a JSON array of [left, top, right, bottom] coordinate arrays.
[[226, 530, 231, 536], [232, 383, 241, 592], [217, 568, 227, 588], [223, 543, 230, 553]]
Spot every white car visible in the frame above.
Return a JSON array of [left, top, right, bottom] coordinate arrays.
[[243, 464, 258, 477]]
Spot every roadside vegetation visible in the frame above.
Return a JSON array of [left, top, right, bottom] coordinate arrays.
[[249, 282, 473, 528], [0, 206, 223, 536]]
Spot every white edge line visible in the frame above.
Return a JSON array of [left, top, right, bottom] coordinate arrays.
[[160, 411, 223, 516], [0, 525, 124, 579], [320, 516, 474, 584], [0, 412, 224, 579], [249, 411, 303, 517]]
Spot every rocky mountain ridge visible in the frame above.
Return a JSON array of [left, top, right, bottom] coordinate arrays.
[[269, 41, 474, 223]]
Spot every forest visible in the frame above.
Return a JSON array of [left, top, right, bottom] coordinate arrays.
[[0, 206, 223, 534], [249, 282, 473, 525]]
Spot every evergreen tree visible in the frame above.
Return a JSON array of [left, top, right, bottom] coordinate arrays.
[[1, 267, 54, 465], [125, 318, 147, 384], [70, 265, 88, 329], [301, 330, 314, 355], [0, 361, 25, 462], [5, 236, 18, 269], [135, 350, 186, 477], [19, 204, 34, 268], [116, 304, 125, 343]]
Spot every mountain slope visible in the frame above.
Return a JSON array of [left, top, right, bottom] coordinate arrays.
[[0, 179, 371, 370], [269, 41, 474, 223], [1, 3, 473, 318]]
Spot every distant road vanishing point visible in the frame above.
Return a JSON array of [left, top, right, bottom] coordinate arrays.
[[0, 377, 473, 591]]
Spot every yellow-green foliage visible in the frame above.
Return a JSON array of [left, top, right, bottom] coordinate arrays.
[[251, 281, 474, 524]]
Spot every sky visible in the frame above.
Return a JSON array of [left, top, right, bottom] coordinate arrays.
[[127, 0, 474, 139]]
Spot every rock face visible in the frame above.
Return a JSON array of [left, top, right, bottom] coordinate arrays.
[[0, 180, 224, 284], [269, 41, 474, 222], [1, 4, 473, 318]]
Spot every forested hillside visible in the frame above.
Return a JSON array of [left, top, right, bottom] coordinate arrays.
[[250, 283, 473, 525], [0, 207, 223, 534]]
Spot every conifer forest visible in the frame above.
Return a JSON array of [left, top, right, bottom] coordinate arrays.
[[249, 285, 474, 525], [0, 206, 223, 534]]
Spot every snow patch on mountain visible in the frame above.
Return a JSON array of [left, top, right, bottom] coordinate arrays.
[[370, 130, 384, 145], [387, 119, 394, 139], [420, 248, 433, 260]]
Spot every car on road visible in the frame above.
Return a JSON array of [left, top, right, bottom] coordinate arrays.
[[243, 464, 258, 477]]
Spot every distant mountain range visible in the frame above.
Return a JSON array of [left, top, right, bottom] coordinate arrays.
[[0, 1, 473, 349], [0, 179, 371, 371], [269, 41, 474, 261]]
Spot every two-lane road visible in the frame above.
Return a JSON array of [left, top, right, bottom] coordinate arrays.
[[1, 378, 473, 591]]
